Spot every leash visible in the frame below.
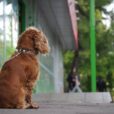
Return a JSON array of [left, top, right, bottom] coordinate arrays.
[[4, 48, 35, 64], [4, 52, 21, 64]]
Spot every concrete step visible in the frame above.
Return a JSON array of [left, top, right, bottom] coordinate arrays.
[[0, 92, 113, 114], [33, 92, 112, 104]]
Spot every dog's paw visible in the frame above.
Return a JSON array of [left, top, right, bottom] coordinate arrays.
[[26, 102, 39, 109]]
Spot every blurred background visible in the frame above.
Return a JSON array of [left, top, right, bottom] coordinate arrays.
[[0, 0, 114, 99], [64, 0, 114, 97]]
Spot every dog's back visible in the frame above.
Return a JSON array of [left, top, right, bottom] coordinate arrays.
[[0, 58, 27, 108]]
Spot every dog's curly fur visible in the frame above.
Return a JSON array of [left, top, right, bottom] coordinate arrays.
[[0, 27, 49, 109]]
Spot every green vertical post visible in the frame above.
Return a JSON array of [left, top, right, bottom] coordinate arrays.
[[19, 1, 26, 33], [90, 0, 96, 92]]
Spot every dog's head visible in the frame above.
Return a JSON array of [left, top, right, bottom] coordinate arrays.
[[17, 27, 49, 55]]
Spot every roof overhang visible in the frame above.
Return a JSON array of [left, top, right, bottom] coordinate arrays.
[[37, 0, 78, 50]]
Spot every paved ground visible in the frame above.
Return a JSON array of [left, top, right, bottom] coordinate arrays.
[[0, 102, 114, 114], [0, 93, 114, 114]]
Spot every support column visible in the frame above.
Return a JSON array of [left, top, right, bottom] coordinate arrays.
[[90, 0, 96, 92]]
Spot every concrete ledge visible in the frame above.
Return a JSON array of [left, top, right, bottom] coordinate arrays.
[[33, 92, 112, 104]]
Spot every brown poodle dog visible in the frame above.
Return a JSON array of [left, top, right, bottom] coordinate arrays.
[[0, 27, 49, 109]]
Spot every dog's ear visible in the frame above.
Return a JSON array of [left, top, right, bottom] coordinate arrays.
[[33, 31, 49, 54]]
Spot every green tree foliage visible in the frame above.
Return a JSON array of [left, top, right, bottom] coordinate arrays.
[[64, 51, 74, 92], [64, 0, 114, 92]]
